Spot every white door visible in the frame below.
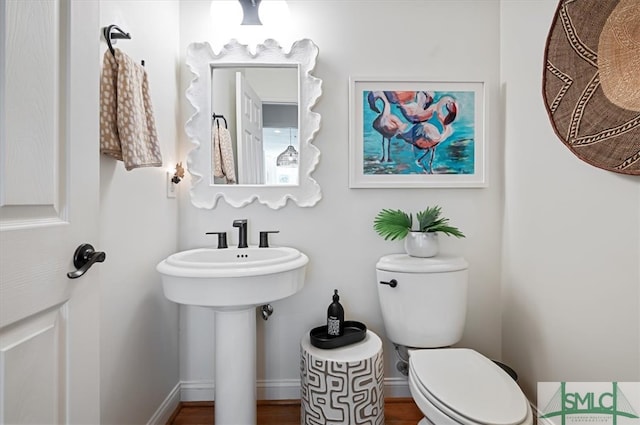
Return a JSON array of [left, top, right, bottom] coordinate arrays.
[[0, 1, 101, 423], [236, 72, 265, 184]]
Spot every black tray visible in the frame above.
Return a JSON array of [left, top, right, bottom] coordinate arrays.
[[309, 320, 367, 349]]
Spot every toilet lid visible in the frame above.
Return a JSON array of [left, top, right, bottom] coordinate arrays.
[[410, 349, 529, 425], [376, 254, 468, 273]]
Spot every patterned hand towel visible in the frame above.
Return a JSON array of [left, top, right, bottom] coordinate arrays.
[[100, 49, 162, 170], [212, 125, 237, 184]]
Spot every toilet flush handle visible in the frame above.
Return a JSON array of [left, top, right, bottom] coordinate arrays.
[[379, 279, 398, 288]]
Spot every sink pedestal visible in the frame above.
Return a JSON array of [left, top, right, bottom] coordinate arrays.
[[214, 307, 257, 425]]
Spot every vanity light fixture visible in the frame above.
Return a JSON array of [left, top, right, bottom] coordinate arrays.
[[209, 1, 292, 52], [238, 0, 289, 26], [239, 0, 262, 25], [210, 0, 289, 27]]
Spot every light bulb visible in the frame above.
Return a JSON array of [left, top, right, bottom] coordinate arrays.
[[259, 1, 291, 27]]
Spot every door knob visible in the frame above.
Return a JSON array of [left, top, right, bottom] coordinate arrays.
[[67, 243, 106, 279]]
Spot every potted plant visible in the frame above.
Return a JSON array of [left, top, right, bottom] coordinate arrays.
[[373, 205, 465, 257]]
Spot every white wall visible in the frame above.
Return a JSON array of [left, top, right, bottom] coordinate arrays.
[[99, 1, 181, 423], [500, 0, 640, 402], [178, 0, 503, 399]]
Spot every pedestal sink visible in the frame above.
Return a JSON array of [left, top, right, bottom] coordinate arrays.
[[157, 246, 309, 425]]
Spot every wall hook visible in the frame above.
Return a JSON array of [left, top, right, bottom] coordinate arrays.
[[102, 24, 131, 56]]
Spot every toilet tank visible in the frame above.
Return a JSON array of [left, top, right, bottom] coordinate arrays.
[[376, 254, 468, 348]]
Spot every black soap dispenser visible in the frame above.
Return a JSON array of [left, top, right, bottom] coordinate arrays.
[[327, 289, 344, 337]]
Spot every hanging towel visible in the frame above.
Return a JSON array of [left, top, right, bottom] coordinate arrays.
[[212, 124, 237, 184], [100, 48, 162, 170]]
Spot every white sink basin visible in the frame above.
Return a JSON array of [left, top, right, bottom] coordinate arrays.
[[156, 246, 309, 308]]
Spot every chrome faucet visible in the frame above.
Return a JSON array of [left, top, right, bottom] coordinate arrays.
[[232, 219, 248, 248]]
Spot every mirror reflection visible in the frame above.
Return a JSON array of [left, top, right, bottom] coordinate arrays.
[[211, 66, 299, 185]]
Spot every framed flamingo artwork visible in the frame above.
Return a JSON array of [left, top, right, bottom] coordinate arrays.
[[348, 77, 486, 188]]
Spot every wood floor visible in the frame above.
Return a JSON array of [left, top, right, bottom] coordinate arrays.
[[168, 398, 423, 425]]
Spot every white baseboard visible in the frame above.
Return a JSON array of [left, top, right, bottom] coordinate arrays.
[[178, 377, 410, 402], [383, 377, 411, 398], [156, 379, 529, 423], [257, 378, 301, 399], [147, 382, 181, 425], [180, 379, 215, 401]]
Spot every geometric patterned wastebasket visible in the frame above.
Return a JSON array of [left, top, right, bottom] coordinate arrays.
[[300, 330, 384, 425]]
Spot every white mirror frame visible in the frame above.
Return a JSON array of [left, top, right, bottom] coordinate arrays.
[[185, 39, 322, 209]]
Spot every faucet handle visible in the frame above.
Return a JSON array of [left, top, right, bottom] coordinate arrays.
[[205, 232, 228, 249], [259, 231, 279, 248]]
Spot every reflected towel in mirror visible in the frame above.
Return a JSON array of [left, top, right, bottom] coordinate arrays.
[[100, 49, 162, 170], [212, 125, 237, 184]]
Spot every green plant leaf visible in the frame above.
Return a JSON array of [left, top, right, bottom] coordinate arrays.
[[373, 209, 412, 240], [416, 206, 441, 231], [374, 205, 465, 240], [417, 205, 465, 238], [428, 223, 465, 238]]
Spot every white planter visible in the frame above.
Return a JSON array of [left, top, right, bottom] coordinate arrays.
[[404, 232, 439, 257]]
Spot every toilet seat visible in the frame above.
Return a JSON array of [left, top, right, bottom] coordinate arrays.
[[408, 348, 532, 425]]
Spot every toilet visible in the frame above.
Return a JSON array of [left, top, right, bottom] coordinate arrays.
[[376, 253, 533, 425]]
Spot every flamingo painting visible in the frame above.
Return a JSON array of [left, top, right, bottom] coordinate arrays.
[[359, 84, 478, 179], [398, 94, 456, 125], [395, 99, 458, 174], [367, 91, 407, 162], [383, 91, 421, 105]]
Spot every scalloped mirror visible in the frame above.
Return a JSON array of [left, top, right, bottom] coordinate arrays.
[[185, 39, 322, 209]]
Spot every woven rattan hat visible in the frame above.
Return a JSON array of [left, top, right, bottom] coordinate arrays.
[[543, 0, 640, 175]]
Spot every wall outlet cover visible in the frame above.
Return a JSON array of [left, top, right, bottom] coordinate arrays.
[[167, 172, 177, 198]]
